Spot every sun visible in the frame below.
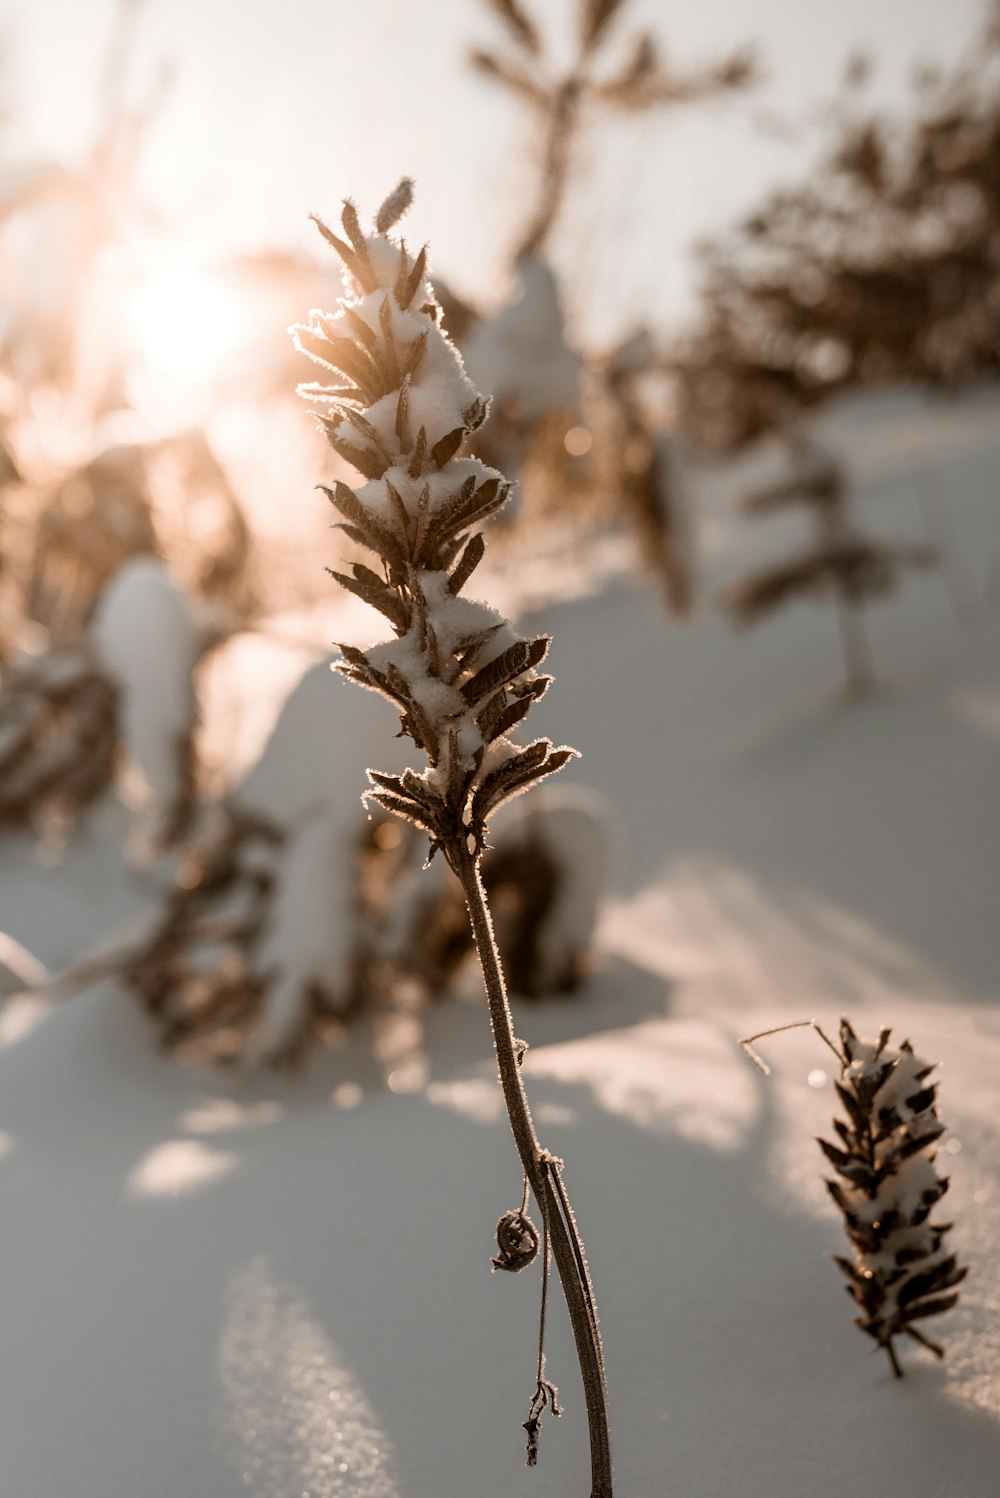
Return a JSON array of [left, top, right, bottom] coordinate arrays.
[[130, 266, 242, 385]]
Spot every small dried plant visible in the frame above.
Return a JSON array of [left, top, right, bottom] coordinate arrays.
[[293, 181, 612, 1492], [676, 1, 1000, 452], [0, 645, 119, 833], [471, 0, 756, 258], [743, 1018, 967, 1378], [725, 433, 936, 698]]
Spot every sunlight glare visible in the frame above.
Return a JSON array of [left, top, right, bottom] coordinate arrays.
[[131, 267, 241, 384], [128, 1138, 238, 1198]]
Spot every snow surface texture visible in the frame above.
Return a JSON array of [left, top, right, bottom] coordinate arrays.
[[0, 390, 998, 1496]]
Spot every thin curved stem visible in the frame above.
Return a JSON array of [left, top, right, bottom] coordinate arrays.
[[453, 841, 613, 1497]]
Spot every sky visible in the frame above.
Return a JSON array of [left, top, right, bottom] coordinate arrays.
[[3, 0, 991, 347]]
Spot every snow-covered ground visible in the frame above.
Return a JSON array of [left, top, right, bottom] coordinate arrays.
[[1, 390, 998, 1497]]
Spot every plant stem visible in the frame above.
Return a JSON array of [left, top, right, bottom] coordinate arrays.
[[520, 79, 581, 257], [453, 841, 613, 1497], [836, 598, 874, 699], [885, 1338, 903, 1379]]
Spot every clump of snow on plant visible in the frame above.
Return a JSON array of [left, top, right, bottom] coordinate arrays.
[[463, 255, 581, 420], [352, 459, 501, 526], [232, 667, 393, 1051], [91, 558, 199, 824], [296, 237, 476, 454], [364, 572, 527, 777], [245, 812, 350, 1061], [494, 787, 613, 989], [235, 662, 407, 830], [232, 665, 411, 1054]]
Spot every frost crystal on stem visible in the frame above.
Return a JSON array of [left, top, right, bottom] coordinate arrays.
[[295, 183, 612, 1496]]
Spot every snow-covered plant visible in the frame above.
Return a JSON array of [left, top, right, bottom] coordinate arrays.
[[819, 1018, 968, 1378], [462, 251, 586, 513], [294, 182, 612, 1492], [293, 185, 576, 867], [33, 663, 607, 1066], [0, 646, 118, 832], [91, 557, 202, 851], [0, 557, 202, 850], [125, 806, 294, 1063], [743, 1018, 968, 1379]]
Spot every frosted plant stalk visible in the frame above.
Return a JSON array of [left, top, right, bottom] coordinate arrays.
[[293, 181, 612, 1495], [818, 1019, 967, 1377], [743, 1017, 967, 1378]]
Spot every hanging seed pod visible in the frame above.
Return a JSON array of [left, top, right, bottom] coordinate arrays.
[[492, 1208, 540, 1273]]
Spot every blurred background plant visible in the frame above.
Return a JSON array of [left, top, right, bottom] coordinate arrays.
[[674, 0, 1000, 452], [723, 433, 938, 698], [456, 0, 757, 609]]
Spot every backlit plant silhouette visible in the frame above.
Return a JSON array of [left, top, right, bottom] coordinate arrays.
[[293, 180, 613, 1493]]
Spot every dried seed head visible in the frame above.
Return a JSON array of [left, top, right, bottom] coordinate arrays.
[[492, 1208, 540, 1272]]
